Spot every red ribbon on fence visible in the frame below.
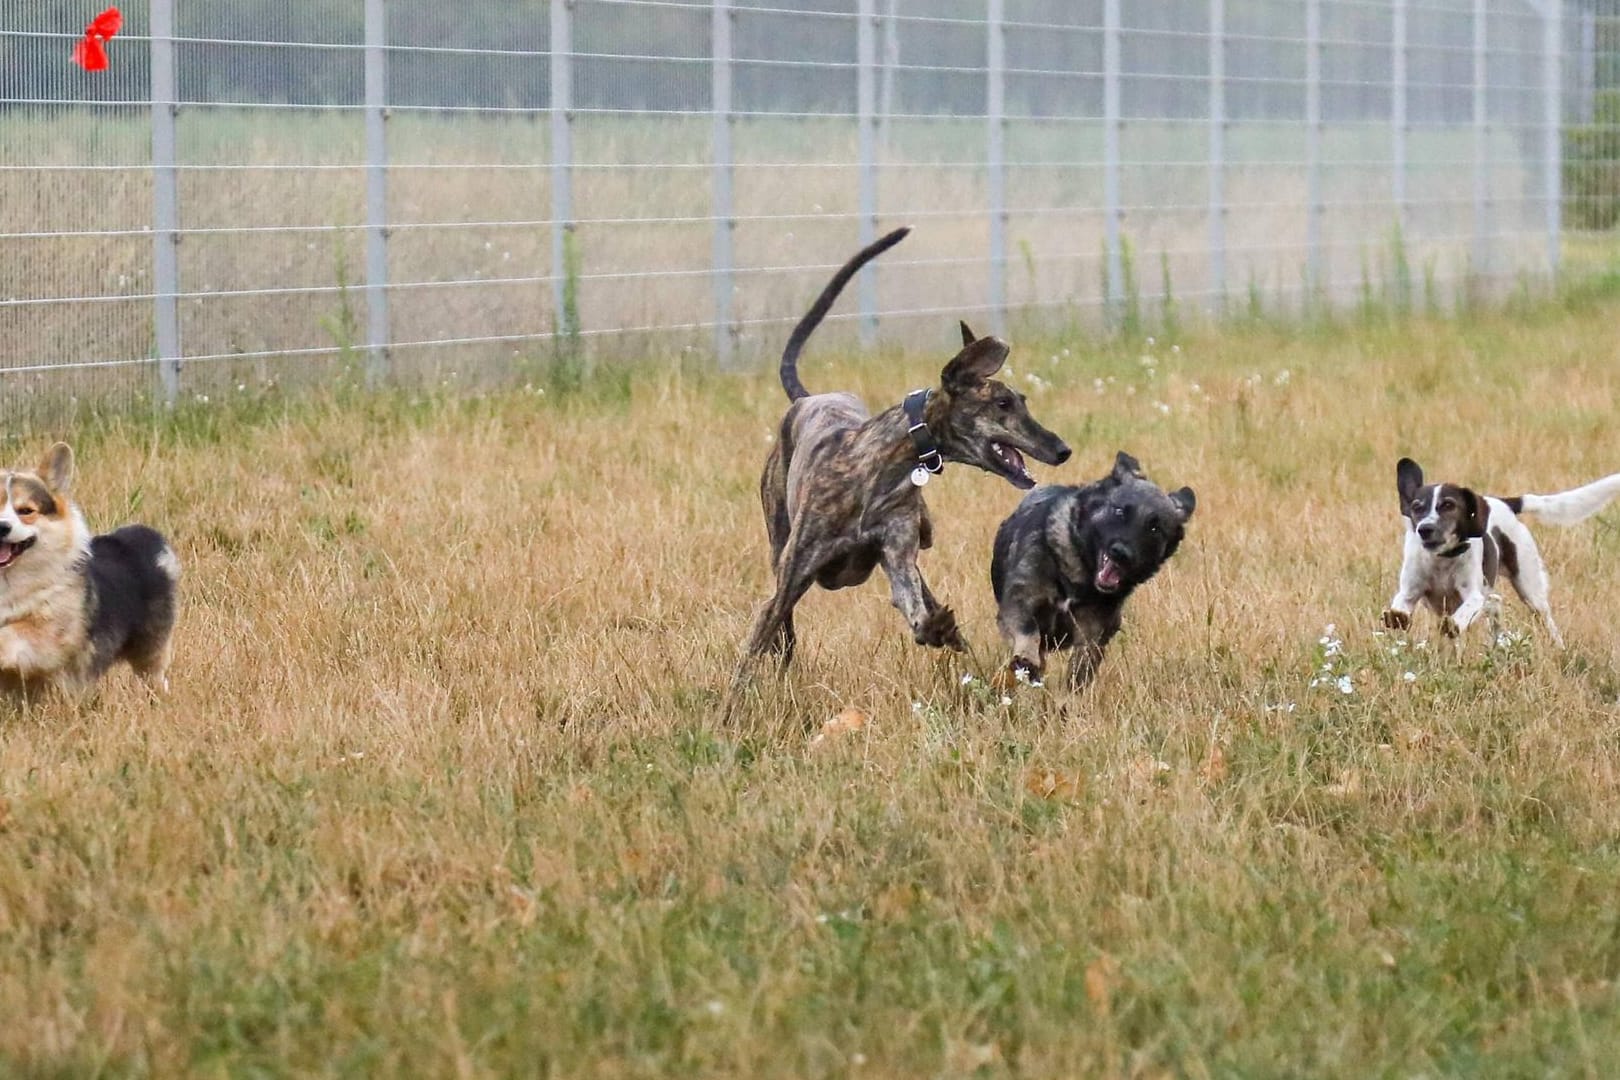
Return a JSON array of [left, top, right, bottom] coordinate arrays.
[[72, 7, 122, 72]]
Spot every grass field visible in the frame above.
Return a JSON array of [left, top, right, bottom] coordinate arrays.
[[5, 293, 1620, 1076]]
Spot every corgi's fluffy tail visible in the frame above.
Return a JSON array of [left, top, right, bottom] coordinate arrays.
[[1504, 472, 1620, 526]]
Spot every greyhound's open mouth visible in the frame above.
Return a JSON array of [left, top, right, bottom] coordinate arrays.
[[990, 441, 1035, 488], [0, 538, 35, 570], [1095, 552, 1124, 592]]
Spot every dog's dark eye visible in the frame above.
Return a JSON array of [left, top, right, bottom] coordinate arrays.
[[1113, 506, 1126, 519], [15, 506, 34, 518], [1410, 500, 1423, 511], [995, 396, 1014, 411], [1439, 499, 1454, 511]]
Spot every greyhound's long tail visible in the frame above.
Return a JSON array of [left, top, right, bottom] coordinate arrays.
[[779, 226, 910, 402], [1503, 472, 1620, 526]]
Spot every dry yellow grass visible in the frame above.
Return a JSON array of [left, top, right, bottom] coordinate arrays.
[[4, 299, 1620, 1075]]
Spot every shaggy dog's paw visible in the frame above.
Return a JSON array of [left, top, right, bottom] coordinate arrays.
[[916, 607, 967, 651], [990, 657, 1043, 694], [1381, 609, 1411, 631], [1440, 615, 1461, 639]]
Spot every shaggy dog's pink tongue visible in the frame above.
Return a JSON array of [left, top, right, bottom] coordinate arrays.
[[1095, 553, 1123, 592], [0, 542, 17, 569]]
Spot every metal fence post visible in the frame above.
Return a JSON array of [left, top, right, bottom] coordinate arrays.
[[550, 0, 575, 341], [1472, 0, 1489, 282], [1208, 0, 1225, 315], [1103, 0, 1122, 324], [856, 0, 878, 346], [364, 0, 390, 386], [150, 0, 180, 406], [987, 0, 1006, 338], [1544, 1, 1562, 280], [712, 0, 736, 368], [1305, 0, 1322, 306], [1579, 6, 1596, 124], [1392, 0, 1407, 235]]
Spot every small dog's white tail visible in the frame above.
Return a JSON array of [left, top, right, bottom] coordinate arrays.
[[1510, 472, 1620, 526]]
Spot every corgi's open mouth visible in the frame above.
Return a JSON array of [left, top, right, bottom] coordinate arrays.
[[990, 441, 1035, 488], [0, 538, 34, 569]]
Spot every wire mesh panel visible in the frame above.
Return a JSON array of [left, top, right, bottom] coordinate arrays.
[[0, 1, 157, 422], [0, 1, 1612, 425]]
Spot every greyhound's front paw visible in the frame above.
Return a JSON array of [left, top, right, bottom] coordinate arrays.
[[1440, 615, 1461, 639], [916, 607, 966, 651], [1381, 609, 1411, 631]]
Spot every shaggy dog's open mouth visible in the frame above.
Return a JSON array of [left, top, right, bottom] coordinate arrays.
[[0, 538, 35, 570], [1095, 552, 1125, 593], [989, 441, 1035, 489]]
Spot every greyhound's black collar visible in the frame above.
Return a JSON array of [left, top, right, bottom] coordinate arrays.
[[902, 389, 944, 476]]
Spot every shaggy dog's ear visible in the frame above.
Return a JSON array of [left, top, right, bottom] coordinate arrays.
[[941, 337, 1009, 391], [1396, 457, 1424, 508], [958, 321, 977, 348], [38, 442, 74, 495], [1169, 487, 1196, 520]]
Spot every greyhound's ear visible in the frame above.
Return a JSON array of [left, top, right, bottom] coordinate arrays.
[[1458, 487, 1488, 538], [941, 336, 1009, 391], [38, 442, 73, 495], [1396, 457, 1424, 506], [1169, 486, 1196, 520], [1111, 451, 1144, 482], [958, 321, 977, 347]]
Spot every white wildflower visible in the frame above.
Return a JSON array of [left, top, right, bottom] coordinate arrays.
[[1403, 671, 1416, 683], [1336, 675, 1354, 695], [961, 673, 975, 686]]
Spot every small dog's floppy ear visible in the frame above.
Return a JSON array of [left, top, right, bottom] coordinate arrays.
[[38, 442, 73, 494], [1458, 487, 1489, 538], [1111, 451, 1145, 482], [1169, 486, 1196, 520], [941, 336, 1009, 391], [958, 321, 977, 348], [1396, 457, 1424, 506]]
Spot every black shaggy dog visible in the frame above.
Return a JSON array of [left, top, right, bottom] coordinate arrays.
[[990, 451, 1195, 690]]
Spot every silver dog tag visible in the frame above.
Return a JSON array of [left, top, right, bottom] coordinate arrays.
[[910, 466, 930, 488]]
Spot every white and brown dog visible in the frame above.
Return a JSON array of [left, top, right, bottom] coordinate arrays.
[[0, 443, 180, 698], [1381, 457, 1620, 646]]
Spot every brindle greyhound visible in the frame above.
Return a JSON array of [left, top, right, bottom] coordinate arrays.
[[731, 227, 1071, 687]]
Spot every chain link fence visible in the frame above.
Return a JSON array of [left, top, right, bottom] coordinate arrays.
[[2, 1, 1616, 423]]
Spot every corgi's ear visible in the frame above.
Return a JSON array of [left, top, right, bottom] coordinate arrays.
[[38, 442, 73, 495], [959, 321, 977, 348]]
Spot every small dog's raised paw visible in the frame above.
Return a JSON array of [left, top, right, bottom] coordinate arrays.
[[1381, 609, 1411, 631], [916, 607, 966, 650]]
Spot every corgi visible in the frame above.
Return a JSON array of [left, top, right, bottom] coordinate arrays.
[[0, 443, 179, 698]]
